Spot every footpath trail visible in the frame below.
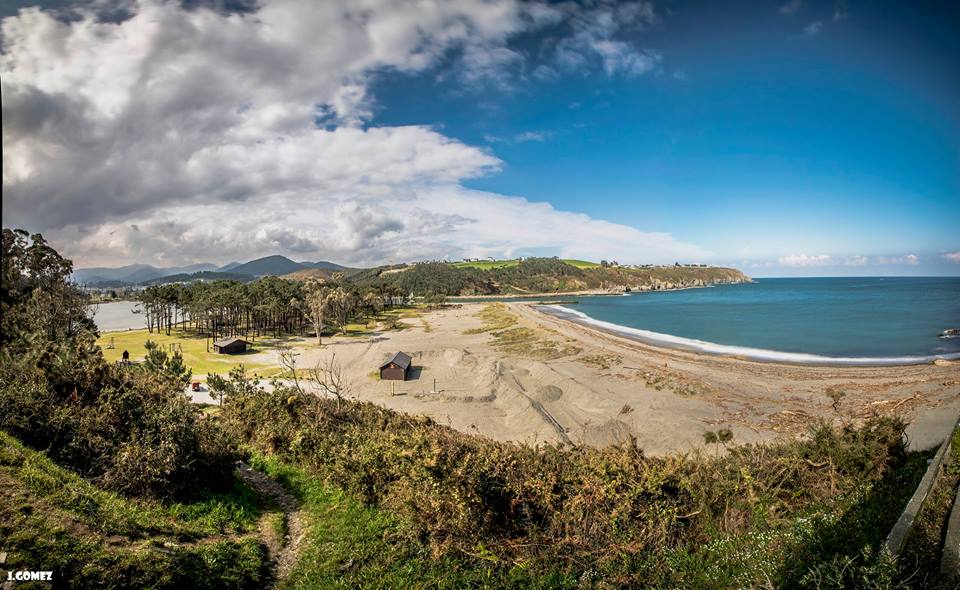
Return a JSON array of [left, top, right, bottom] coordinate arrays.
[[235, 462, 305, 583]]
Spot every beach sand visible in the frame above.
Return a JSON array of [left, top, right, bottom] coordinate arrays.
[[255, 303, 960, 455]]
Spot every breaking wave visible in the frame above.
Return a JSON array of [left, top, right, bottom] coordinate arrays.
[[539, 305, 960, 366]]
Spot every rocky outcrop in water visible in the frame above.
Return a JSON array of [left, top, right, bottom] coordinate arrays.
[[940, 328, 960, 339]]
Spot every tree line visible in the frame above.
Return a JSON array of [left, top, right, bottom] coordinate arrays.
[[137, 276, 409, 348]]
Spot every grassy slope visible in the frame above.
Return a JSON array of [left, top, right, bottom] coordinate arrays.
[[452, 260, 520, 270], [219, 370, 927, 590], [2, 406, 932, 588], [242, 446, 924, 589], [0, 432, 272, 589], [453, 259, 600, 270]]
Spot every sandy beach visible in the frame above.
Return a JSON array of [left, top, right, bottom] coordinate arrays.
[[236, 302, 960, 455]]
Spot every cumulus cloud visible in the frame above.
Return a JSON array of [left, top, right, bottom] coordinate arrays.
[[875, 254, 919, 265], [778, 254, 833, 267], [846, 255, 868, 266], [2, 0, 698, 267], [778, 253, 922, 268], [942, 252, 960, 263]]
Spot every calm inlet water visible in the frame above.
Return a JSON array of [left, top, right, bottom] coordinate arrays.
[[89, 300, 144, 332], [540, 277, 960, 365]]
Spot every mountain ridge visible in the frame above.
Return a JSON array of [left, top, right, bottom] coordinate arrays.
[[74, 255, 349, 284]]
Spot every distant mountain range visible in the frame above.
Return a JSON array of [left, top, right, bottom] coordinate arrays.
[[74, 255, 349, 286]]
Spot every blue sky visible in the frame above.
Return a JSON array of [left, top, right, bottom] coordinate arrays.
[[2, 0, 958, 275], [369, 0, 960, 276]]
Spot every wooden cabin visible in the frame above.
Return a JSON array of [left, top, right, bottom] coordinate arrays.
[[213, 337, 251, 354], [379, 351, 412, 381]]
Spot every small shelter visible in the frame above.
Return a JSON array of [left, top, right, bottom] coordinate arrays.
[[213, 337, 251, 354], [379, 351, 412, 381]]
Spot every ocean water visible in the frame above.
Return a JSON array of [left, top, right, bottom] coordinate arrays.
[[539, 277, 960, 365]]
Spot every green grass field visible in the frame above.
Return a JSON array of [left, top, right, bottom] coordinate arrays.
[[560, 258, 601, 268], [452, 258, 600, 270], [97, 311, 417, 376], [97, 329, 293, 377], [451, 259, 520, 269]]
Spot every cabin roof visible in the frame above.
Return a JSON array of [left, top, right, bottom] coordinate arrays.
[[213, 337, 250, 347], [380, 351, 412, 370]]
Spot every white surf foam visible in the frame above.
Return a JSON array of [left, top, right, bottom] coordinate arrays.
[[540, 305, 960, 366]]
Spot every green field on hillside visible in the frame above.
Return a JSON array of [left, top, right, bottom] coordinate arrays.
[[451, 259, 520, 269], [561, 258, 601, 268], [452, 258, 600, 270]]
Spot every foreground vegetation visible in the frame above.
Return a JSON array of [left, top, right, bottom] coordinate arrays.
[[0, 432, 269, 589], [899, 427, 960, 586], [1, 228, 951, 588], [211, 364, 931, 588]]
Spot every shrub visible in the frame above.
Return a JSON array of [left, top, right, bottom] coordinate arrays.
[[0, 228, 237, 500], [217, 370, 909, 578]]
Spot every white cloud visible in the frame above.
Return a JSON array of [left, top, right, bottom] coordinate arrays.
[[803, 21, 824, 36], [1, 0, 700, 268], [846, 255, 868, 266], [514, 131, 552, 142], [553, 1, 660, 77], [875, 254, 919, 265], [56, 186, 710, 268], [942, 252, 960, 263], [778, 253, 923, 268], [779, 0, 803, 15], [778, 254, 833, 267]]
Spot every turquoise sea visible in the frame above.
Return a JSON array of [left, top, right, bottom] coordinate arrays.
[[538, 277, 960, 365]]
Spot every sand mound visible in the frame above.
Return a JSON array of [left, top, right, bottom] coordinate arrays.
[[438, 348, 479, 368], [581, 419, 633, 447], [536, 384, 563, 402]]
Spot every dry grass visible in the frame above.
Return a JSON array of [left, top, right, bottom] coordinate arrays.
[[577, 353, 623, 370], [464, 303, 580, 359]]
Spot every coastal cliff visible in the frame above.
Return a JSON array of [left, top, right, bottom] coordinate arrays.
[[594, 266, 751, 294]]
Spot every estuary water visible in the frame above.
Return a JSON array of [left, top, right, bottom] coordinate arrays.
[[89, 300, 144, 332], [539, 277, 960, 365]]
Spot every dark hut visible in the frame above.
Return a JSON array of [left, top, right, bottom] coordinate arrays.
[[213, 337, 251, 354], [379, 351, 412, 381]]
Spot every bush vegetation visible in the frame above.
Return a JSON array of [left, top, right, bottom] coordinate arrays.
[[1, 228, 237, 499], [215, 366, 925, 587]]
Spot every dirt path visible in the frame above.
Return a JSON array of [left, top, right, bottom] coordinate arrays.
[[235, 462, 305, 583]]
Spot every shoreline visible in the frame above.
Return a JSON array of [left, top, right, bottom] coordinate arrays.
[[526, 303, 960, 368]]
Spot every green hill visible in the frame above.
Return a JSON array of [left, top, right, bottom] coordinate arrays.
[[355, 257, 750, 296]]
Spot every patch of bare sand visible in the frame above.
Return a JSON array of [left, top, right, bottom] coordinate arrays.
[[283, 303, 960, 455]]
